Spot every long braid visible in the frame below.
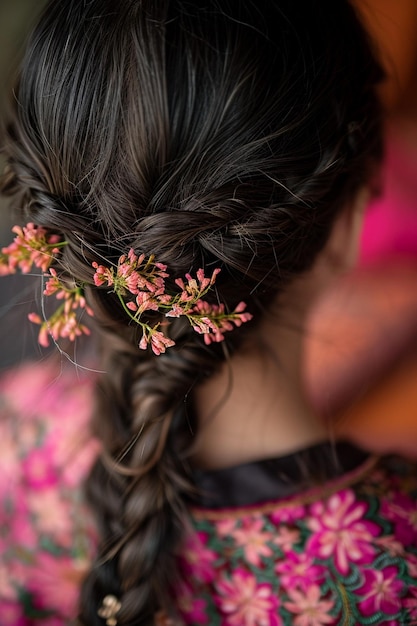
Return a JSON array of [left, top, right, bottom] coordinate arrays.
[[1, 0, 383, 623], [80, 319, 221, 624]]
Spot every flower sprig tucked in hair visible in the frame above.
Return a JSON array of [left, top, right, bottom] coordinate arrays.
[[0, 223, 93, 347], [28, 269, 94, 347], [93, 249, 252, 355], [1, 223, 252, 353], [0, 223, 64, 274]]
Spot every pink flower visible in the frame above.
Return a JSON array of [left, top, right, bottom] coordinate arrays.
[[1, 223, 61, 274], [27, 313, 51, 347], [175, 268, 220, 301], [59, 437, 100, 489], [215, 569, 281, 626], [232, 517, 274, 566], [43, 268, 64, 296], [188, 299, 252, 344], [406, 554, 417, 578], [2, 555, 29, 594], [27, 552, 89, 617], [0, 421, 22, 496], [129, 291, 160, 314], [9, 497, 38, 550], [0, 561, 18, 601], [165, 303, 186, 318], [26, 488, 73, 546], [0, 601, 27, 626], [176, 581, 209, 625], [92, 261, 114, 287], [215, 518, 237, 537], [28, 304, 91, 347], [306, 489, 379, 574], [22, 447, 57, 489], [179, 532, 217, 584], [283, 585, 335, 626], [356, 566, 403, 616], [91, 250, 249, 352], [139, 329, 175, 355], [374, 535, 405, 558], [0, 360, 93, 422], [270, 504, 306, 525], [382, 493, 417, 546], [231, 301, 253, 325], [275, 552, 325, 591], [273, 526, 300, 552], [114, 249, 168, 295]]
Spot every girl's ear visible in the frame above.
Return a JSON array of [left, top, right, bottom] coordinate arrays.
[[318, 186, 371, 274]]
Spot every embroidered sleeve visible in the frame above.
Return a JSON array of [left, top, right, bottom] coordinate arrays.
[[0, 362, 99, 625], [177, 458, 417, 625]]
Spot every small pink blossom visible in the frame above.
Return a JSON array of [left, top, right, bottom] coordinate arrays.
[[9, 497, 38, 550], [180, 532, 217, 584], [232, 517, 274, 566], [0, 259, 13, 275], [114, 249, 168, 295], [27, 488, 73, 546], [139, 329, 175, 355], [0, 562, 18, 600], [275, 552, 325, 591], [92, 261, 114, 287], [130, 291, 160, 314], [374, 534, 405, 558], [60, 437, 100, 489], [356, 566, 403, 616], [43, 268, 64, 296], [0, 601, 27, 626], [0, 361, 87, 419], [27, 553, 89, 617], [215, 518, 237, 537], [273, 525, 300, 552], [188, 299, 252, 344], [0, 421, 22, 496], [270, 504, 306, 525], [165, 303, 186, 318], [406, 554, 417, 578], [29, 309, 91, 347], [1, 224, 251, 353], [1, 223, 61, 274], [382, 493, 417, 546], [22, 447, 57, 489], [283, 585, 334, 626], [215, 569, 281, 626], [91, 251, 250, 352], [307, 489, 379, 574]]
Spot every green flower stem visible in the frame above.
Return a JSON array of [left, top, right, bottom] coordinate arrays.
[[116, 291, 147, 332]]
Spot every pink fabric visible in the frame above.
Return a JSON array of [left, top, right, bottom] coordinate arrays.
[[361, 128, 417, 263]]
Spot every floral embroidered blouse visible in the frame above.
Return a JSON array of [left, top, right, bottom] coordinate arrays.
[[178, 447, 417, 626], [1, 362, 417, 626]]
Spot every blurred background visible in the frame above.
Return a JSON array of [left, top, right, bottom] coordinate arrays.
[[0, 0, 417, 454], [0, 0, 48, 368]]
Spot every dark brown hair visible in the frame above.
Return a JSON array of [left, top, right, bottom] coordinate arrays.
[[2, 0, 382, 623]]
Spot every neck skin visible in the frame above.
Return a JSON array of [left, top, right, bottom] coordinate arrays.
[[192, 193, 369, 470], [192, 275, 328, 470]]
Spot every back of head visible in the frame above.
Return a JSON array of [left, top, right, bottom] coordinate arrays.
[[1, 0, 382, 623]]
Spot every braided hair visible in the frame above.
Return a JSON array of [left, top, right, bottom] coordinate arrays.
[[1, 0, 382, 623]]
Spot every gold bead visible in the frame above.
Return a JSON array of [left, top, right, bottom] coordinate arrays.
[[97, 595, 122, 626]]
